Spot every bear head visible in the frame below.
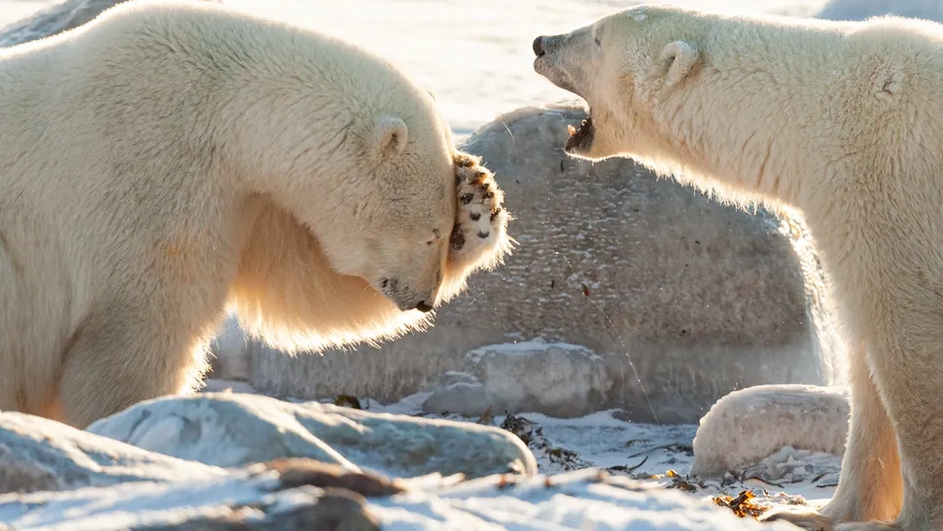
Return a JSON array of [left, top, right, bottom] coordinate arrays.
[[532, 4, 705, 163]]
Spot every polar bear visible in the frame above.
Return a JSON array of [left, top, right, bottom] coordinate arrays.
[[0, 0, 511, 429], [534, 5, 943, 531]]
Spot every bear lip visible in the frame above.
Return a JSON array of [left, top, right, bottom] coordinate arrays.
[[565, 115, 594, 153]]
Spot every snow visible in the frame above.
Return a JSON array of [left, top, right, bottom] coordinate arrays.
[[0, 467, 805, 531], [466, 338, 596, 361]]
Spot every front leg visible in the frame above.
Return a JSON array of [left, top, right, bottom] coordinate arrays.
[[762, 342, 903, 530], [57, 307, 212, 429]]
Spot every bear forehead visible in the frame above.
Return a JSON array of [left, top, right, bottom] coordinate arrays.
[[606, 4, 701, 26]]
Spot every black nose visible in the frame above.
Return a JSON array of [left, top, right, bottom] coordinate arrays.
[[533, 36, 545, 57], [415, 301, 434, 313]]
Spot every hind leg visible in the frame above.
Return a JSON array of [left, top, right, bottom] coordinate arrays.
[[762, 342, 903, 530], [57, 312, 209, 429], [852, 325, 943, 531]]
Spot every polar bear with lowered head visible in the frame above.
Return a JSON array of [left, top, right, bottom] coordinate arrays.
[[0, 0, 511, 429], [534, 5, 943, 531]]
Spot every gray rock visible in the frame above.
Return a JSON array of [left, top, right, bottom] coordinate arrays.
[[0, 411, 225, 494], [247, 104, 840, 423], [422, 381, 490, 416], [426, 340, 611, 418], [87, 392, 537, 479]]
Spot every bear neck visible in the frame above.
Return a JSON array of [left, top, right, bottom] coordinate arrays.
[[650, 16, 858, 212]]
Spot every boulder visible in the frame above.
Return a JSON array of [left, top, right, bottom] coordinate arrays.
[[690, 384, 850, 478], [247, 104, 842, 423], [422, 340, 611, 417], [87, 392, 537, 479], [0, 411, 224, 494]]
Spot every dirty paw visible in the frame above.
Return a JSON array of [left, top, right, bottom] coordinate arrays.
[[449, 151, 512, 271], [760, 506, 836, 531]]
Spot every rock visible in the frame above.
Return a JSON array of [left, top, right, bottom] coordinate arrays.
[[0, 0, 222, 48], [690, 384, 850, 478], [87, 392, 537, 479], [423, 340, 610, 417], [249, 103, 841, 423], [422, 380, 490, 416], [0, 411, 225, 494]]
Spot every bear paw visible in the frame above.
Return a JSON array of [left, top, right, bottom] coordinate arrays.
[[760, 507, 837, 531], [448, 152, 511, 273]]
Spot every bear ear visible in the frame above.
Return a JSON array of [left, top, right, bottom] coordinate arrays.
[[660, 40, 700, 87], [373, 115, 409, 160]]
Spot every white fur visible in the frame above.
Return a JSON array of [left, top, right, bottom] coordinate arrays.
[[0, 0, 510, 428], [535, 4, 943, 531]]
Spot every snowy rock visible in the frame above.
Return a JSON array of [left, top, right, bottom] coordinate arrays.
[[0, 466, 801, 531], [87, 392, 537, 479], [690, 384, 849, 478], [0, 0, 222, 48], [423, 340, 610, 417], [250, 103, 841, 423], [0, 411, 224, 494]]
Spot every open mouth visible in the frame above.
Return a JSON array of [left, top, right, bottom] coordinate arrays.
[[565, 114, 594, 153]]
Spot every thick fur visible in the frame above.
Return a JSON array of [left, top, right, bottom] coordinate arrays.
[[534, 5, 943, 531], [0, 0, 511, 428]]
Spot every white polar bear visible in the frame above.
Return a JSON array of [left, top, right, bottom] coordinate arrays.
[[534, 5, 943, 531], [0, 0, 511, 429]]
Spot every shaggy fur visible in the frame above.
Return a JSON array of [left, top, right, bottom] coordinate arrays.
[[0, 0, 511, 429], [535, 4, 943, 531]]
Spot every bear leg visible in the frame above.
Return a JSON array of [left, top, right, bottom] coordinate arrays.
[[56, 312, 207, 429], [762, 342, 903, 530], [863, 330, 943, 531]]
